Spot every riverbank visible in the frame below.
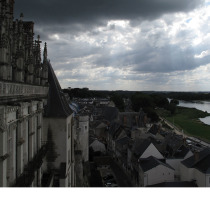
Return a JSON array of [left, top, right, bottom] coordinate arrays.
[[157, 107, 210, 142]]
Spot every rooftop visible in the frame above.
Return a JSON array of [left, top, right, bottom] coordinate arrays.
[[140, 156, 174, 172], [44, 62, 72, 118]]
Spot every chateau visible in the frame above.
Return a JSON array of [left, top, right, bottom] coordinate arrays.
[[0, 0, 87, 187]]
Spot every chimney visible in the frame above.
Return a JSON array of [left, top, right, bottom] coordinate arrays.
[[194, 150, 200, 163]]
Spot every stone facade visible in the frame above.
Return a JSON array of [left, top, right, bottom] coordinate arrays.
[[0, 0, 50, 187], [0, 0, 90, 188]]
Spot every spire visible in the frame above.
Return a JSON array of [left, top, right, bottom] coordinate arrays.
[[20, 12, 24, 21], [36, 35, 42, 45], [43, 42, 47, 60]]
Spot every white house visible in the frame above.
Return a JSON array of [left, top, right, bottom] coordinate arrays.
[[180, 148, 210, 187], [166, 145, 193, 179], [92, 121, 107, 138], [90, 139, 106, 154], [139, 156, 175, 187]]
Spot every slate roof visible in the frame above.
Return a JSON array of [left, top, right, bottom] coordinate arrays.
[[148, 181, 197, 187], [119, 112, 140, 128], [165, 133, 183, 149], [133, 138, 162, 158], [45, 62, 72, 118], [140, 156, 174, 172], [92, 120, 107, 129], [133, 139, 152, 157], [116, 136, 131, 146], [181, 148, 210, 174], [173, 145, 191, 159], [148, 124, 160, 135], [102, 106, 119, 122], [109, 122, 121, 136]]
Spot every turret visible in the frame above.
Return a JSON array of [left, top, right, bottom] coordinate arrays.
[[41, 42, 48, 85], [43, 42, 48, 61]]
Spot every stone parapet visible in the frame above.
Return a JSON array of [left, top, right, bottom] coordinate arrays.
[[0, 81, 49, 104], [0, 81, 48, 98]]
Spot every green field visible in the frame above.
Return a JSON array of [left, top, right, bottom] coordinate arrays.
[[157, 107, 210, 142]]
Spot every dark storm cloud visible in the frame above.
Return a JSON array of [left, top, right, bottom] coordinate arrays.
[[91, 39, 209, 74], [13, 0, 210, 91], [15, 0, 204, 27]]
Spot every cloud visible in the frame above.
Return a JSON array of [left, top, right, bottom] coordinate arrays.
[[195, 50, 210, 58], [14, 0, 210, 91], [15, 0, 204, 30]]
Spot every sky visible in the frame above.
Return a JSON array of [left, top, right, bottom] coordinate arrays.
[[14, 0, 210, 91]]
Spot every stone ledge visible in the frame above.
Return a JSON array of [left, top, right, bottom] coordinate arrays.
[[0, 81, 49, 97]]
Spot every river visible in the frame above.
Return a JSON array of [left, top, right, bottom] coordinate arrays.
[[178, 100, 210, 125]]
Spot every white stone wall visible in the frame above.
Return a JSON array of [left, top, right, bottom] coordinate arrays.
[[166, 151, 193, 177], [43, 115, 74, 187], [44, 118, 67, 168], [194, 169, 206, 187], [180, 162, 210, 187], [144, 165, 174, 186], [180, 163, 194, 181], [78, 116, 89, 162], [205, 175, 210, 187], [166, 159, 181, 176]]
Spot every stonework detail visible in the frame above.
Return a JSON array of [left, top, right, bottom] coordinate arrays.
[[0, 0, 48, 85], [0, 81, 48, 97]]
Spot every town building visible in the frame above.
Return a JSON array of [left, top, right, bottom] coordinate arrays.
[[180, 148, 210, 187], [139, 156, 175, 187]]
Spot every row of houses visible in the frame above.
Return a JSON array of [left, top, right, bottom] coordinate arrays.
[[89, 100, 210, 187]]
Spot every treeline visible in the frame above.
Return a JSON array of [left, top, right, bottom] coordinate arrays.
[[130, 92, 179, 122], [164, 92, 210, 101], [64, 89, 210, 122], [63, 89, 210, 102], [63, 88, 109, 99]]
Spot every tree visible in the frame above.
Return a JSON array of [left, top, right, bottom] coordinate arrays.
[[110, 93, 125, 111], [167, 103, 177, 115], [131, 93, 154, 112], [152, 94, 169, 108], [143, 107, 159, 122], [170, 99, 179, 106]]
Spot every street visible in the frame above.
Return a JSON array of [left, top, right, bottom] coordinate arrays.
[[110, 160, 133, 187]]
